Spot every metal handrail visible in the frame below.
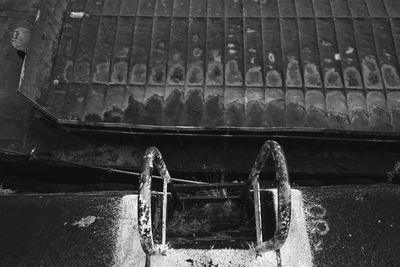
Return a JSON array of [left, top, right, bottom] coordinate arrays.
[[138, 147, 177, 256], [241, 140, 291, 253]]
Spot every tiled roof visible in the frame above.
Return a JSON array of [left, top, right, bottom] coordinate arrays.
[[19, 0, 400, 134]]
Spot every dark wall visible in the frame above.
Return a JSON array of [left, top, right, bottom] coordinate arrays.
[[1, 0, 400, 186]]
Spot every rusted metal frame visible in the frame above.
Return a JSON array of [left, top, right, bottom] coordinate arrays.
[[138, 147, 178, 256], [241, 140, 291, 253]]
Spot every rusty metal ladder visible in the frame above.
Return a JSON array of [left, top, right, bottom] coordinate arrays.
[[138, 140, 291, 265]]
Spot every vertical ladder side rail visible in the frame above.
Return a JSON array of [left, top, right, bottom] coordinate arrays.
[[241, 140, 292, 253], [138, 147, 179, 256]]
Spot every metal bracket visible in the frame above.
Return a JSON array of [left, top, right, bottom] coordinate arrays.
[[242, 140, 291, 253]]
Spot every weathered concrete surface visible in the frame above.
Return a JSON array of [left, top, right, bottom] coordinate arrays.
[[0, 193, 146, 266], [14, 0, 400, 134], [0, 190, 313, 266], [2, 186, 399, 266], [302, 185, 400, 266]]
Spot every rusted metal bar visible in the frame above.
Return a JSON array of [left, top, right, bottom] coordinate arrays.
[[241, 140, 291, 253], [162, 172, 168, 245], [254, 179, 263, 244], [138, 147, 174, 256]]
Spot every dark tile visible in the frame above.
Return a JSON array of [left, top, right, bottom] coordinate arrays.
[[129, 17, 153, 85], [244, 18, 264, 87], [295, 0, 314, 17], [137, 0, 156, 16], [190, 0, 207, 17], [167, 17, 188, 86], [347, 0, 370, 18], [281, 18, 303, 88], [316, 18, 344, 89], [187, 17, 206, 86], [225, 18, 244, 86], [384, 0, 400, 17], [148, 17, 170, 86], [312, 0, 332, 17], [155, 0, 173, 16], [262, 18, 283, 88], [207, 0, 224, 17]]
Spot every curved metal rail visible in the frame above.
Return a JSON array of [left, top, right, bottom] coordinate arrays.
[[241, 140, 291, 253], [138, 147, 175, 256], [138, 141, 290, 259]]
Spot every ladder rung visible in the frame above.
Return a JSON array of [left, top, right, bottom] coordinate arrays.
[[174, 182, 245, 191], [180, 195, 241, 202]]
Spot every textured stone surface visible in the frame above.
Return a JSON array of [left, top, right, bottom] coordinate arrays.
[[1, 186, 400, 266], [302, 185, 400, 266], [0, 193, 146, 266]]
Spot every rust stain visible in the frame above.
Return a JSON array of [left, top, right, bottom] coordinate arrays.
[[184, 89, 203, 125], [164, 90, 184, 125], [343, 66, 362, 89], [168, 63, 185, 85], [187, 64, 204, 85], [304, 63, 322, 88], [246, 66, 263, 86], [225, 59, 243, 86], [225, 100, 244, 126], [206, 50, 223, 85], [149, 65, 166, 85], [138, 147, 171, 255], [144, 94, 164, 125], [123, 96, 145, 124], [266, 69, 283, 87], [242, 140, 291, 253], [204, 94, 224, 126], [104, 106, 123, 123], [111, 61, 128, 84], [361, 55, 383, 89], [285, 56, 302, 87], [381, 64, 400, 89], [246, 100, 264, 127], [130, 64, 147, 85], [324, 68, 343, 88]]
